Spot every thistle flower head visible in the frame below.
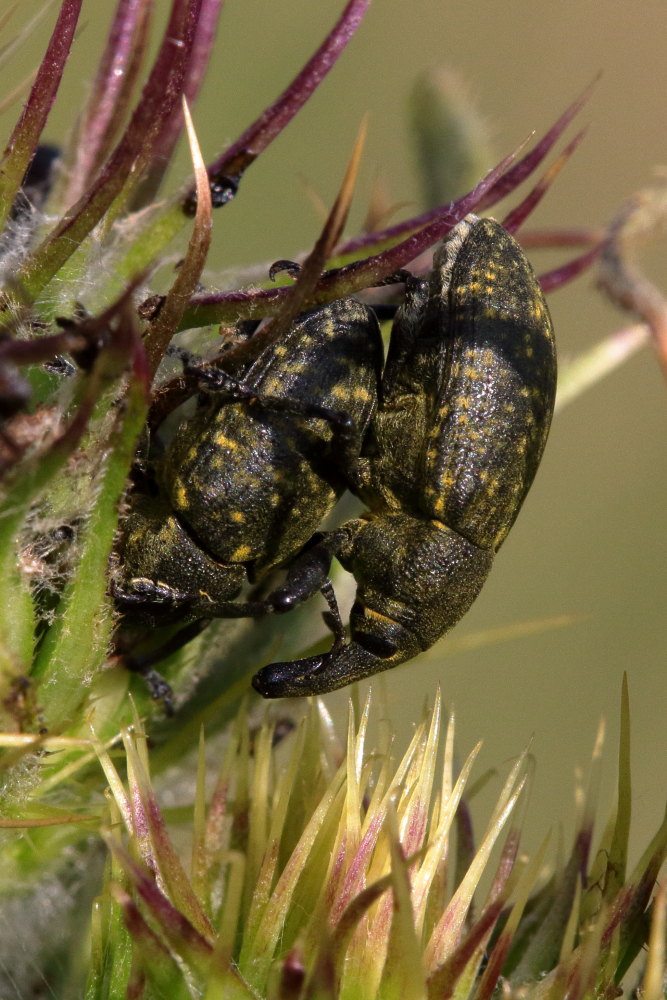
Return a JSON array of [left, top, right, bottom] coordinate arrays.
[[88, 688, 666, 999]]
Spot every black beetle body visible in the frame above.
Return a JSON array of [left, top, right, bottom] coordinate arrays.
[[253, 216, 557, 696], [115, 298, 383, 625]]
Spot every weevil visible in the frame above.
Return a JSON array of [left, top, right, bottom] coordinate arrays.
[[252, 215, 557, 696], [114, 298, 383, 635]]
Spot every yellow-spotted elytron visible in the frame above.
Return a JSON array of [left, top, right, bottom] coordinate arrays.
[[253, 215, 557, 697]]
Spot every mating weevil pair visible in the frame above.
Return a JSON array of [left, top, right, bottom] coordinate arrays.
[[114, 215, 557, 698]]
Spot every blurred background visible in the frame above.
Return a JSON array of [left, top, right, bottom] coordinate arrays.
[[3, 0, 665, 861]]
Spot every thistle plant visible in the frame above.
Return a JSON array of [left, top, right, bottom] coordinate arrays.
[[0, 1, 664, 998]]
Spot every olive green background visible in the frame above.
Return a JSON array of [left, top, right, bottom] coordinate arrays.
[[4, 1, 665, 860]]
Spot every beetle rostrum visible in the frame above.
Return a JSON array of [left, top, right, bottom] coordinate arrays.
[[252, 215, 557, 697]]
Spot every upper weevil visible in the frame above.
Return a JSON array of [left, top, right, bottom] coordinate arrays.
[[114, 298, 383, 631], [253, 215, 557, 697]]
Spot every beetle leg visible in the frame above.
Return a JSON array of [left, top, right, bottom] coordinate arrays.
[[264, 529, 346, 613], [121, 619, 211, 674], [115, 575, 280, 619], [114, 618, 212, 712], [196, 365, 363, 448], [319, 577, 346, 646], [173, 346, 369, 468], [141, 669, 176, 714], [112, 577, 198, 609], [258, 530, 349, 642]]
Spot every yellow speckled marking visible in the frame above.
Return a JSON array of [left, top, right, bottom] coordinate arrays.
[[362, 605, 395, 625], [353, 385, 371, 402], [214, 431, 238, 450], [231, 544, 253, 561]]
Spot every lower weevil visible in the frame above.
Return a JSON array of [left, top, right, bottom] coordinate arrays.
[[114, 297, 383, 651], [253, 215, 557, 696]]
